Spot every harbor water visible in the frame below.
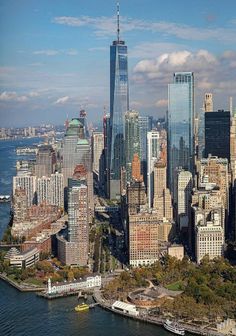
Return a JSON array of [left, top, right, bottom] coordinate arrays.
[[0, 138, 170, 336]]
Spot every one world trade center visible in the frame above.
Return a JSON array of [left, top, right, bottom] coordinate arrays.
[[109, 2, 129, 199]]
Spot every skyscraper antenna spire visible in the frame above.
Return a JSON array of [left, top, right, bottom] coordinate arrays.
[[117, 2, 120, 42]]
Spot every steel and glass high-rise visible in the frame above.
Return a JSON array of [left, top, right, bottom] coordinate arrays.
[[109, 3, 129, 198], [167, 72, 194, 197], [125, 110, 140, 182], [205, 110, 230, 161]]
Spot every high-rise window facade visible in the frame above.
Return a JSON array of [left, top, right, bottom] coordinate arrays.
[[205, 110, 230, 161], [109, 34, 129, 198], [125, 110, 140, 182], [168, 72, 194, 196]]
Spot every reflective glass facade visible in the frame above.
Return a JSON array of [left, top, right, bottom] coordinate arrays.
[[125, 110, 140, 182], [109, 40, 129, 188], [167, 72, 194, 196], [205, 110, 230, 161]]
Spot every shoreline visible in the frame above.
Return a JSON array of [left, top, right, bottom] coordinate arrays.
[[92, 290, 225, 336], [0, 273, 45, 292], [0, 274, 228, 336]]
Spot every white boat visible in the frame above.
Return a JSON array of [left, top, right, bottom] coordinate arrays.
[[163, 319, 185, 335]]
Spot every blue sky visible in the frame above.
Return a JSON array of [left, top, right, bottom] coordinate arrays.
[[0, 0, 236, 127]]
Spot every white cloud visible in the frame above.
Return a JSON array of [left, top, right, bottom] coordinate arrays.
[[130, 100, 143, 109], [129, 42, 188, 59], [52, 15, 236, 42], [88, 47, 107, 52], [133, 49, 219, 82], [155, 99, 168, 108], [53, 96, 70, 105], [33, 49, 78, 56], [28, 91, 40, 97], [33, 49, 59, 56], [65, 49, 78, 56], [132, 49, 236, 113], [0, 91, 28, 102]]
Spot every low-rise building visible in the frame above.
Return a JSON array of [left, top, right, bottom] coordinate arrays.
[[111, 300, 139, 316], [5, 247, 39, 269], [168, 244, 184, 260], [46, 275, 101, 295]]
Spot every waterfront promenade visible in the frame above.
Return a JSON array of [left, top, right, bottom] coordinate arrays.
[[93, 289, 224, 336], [0, 273, 45, 292]]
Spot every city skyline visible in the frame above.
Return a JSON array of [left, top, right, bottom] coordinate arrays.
[[1, 0, 236, 127]]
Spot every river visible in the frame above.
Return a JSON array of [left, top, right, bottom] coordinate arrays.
[[0, 138, 170, 336]]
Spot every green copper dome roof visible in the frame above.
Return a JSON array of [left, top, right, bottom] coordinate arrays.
[[65, 118, 84, 136], [69, 118, 83, 127], [77, 138, 89, 145]]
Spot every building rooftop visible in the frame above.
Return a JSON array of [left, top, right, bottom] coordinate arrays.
[[77, 139, 89, 146]]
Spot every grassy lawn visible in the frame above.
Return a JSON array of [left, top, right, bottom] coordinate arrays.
[[24, 278, 44, 286], [165, 280, 184, 291]]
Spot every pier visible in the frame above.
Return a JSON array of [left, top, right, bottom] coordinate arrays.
[[92, 289, 224, 336]]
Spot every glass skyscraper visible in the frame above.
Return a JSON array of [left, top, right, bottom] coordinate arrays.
[[125, 110, 140, 182], [205, 110, 230, 161], [109, 4, 129, 198], [167, 72, 194, 198]]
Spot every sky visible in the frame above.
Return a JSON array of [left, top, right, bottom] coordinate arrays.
[[0, 0, 236, 127]]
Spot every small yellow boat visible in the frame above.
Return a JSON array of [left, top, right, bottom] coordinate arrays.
[[75, 303, 89, 312]]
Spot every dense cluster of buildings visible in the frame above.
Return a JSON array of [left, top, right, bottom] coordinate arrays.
[[6, 4, 236, 271]]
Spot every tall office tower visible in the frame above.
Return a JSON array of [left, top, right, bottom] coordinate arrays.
[[13, 175, 36, 207], [230, 113, 236, 239], [138, 116, 152, 184], [127, 181, 147, 215], [197, 156, 229, 233], [131, 153, 143, 182], [68, 184, 89, 266], [194, 209, 224, 264], [91, 131, 104, 174], [129, 213, 159, 267], [147, 130, 160, 208], [78, 109, 89, 138], [231, 113, 236, 181], [37, 176, 51, 205], [153, 161, 173, 221], [13, 188, 28, 222], [167, 72, 194, 196], [198, 156, 229, 205], [50, 172, 64, 209], [35, 145, 56, 178], [204, 93, 213, 112], [62, 118, 85, 186], [177, 170, 193, 232], [72, 164, 94, 223], [75, 139, 92, 172], [102, 113, 110, 197], [120, 166, 127, 195], [205, 110, 231, 161], [125, 110, 140, 182], [109, 3, 129, 199], [198, 93, 213, 160]]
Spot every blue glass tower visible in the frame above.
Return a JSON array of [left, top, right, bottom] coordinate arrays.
[[109, 3, 129, 198], [167, 72, 194, 199]]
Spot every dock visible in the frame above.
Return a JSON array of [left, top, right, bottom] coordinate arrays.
[[92, 289, 224, 336]]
